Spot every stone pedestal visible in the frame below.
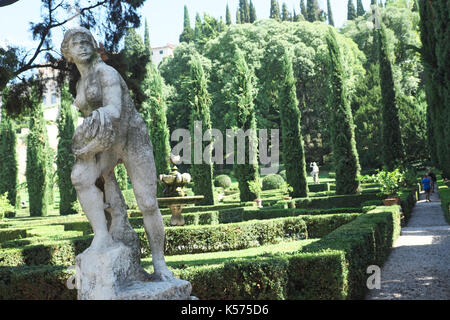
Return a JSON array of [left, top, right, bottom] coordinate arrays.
[[76, 242, 192, 300]]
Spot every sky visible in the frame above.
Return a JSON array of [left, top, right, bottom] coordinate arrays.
[[0, 0, 379, 58]]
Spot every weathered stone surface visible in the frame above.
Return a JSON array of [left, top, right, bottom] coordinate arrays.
[[61, 27, 193, 300], [76, 242, 192, 300]]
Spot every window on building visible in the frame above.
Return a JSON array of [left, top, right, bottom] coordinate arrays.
[[159, 50, 163, 54], [51, 93, 57, 105], [42, 95, 47, 105]]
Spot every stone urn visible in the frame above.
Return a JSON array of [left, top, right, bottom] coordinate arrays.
[[382, 197, 401, 206]]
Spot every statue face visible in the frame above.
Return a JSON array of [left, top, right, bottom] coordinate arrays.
[[68, 33, 95, 65]]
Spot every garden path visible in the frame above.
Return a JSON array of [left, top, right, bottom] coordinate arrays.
[[366, 190, 450, 300]]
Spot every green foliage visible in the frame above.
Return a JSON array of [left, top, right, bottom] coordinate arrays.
[[262, 174, 285, 191], [239, 0, 251, 23], [180, 5, 195, 43], [0, 192, 14, 219], [419, 0, 450, 177], [56, 85, 77, 215], [356, 0, 365, 16], [361, 168, 405, 197], [114, 164, 128, 190], [224, 50, 260, 202], [122, 28, 150, 109], [437, 177, 450, 224], [249, 1, 257, 23], [327, 0, 335, 26], [378, 24, 404, 169], [270, 0, 281, 21], [304, 205, 403, 299], [347, 0, 357, 20], [140, 63, 171, 181], [0, 112, 18, 206], [187, 55, 215, 205], [26, 97, 51, 217], [214, 175, 232, 189], [226, 4, 232, 25], [306, 0, 324, 22], [326, 28, 361, 195], [342, 5, 425, 168], [293, 193, 381, 209], [247, 178, 262, 199], [261, 41, 308, 198]]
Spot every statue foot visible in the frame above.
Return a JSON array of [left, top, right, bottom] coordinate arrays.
[[150, 266, 175, 282], [87, 231, 115, 253]]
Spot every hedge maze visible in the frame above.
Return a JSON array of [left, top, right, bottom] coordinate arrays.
[[0, 183, 417, 300]]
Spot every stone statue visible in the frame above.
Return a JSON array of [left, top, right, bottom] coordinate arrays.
[[310, 162, 319, 185], [61, 27, 192, 299]]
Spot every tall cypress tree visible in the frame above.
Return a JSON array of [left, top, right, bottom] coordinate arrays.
[[419, 0, 450, 176], [236, 8, 241, 24], [227, 50, 260, 202], [239, 0, 250, 23], [179, 5, 194, 43], [378, 24, 404, 169], [0, 110, 18, 207], [347, 0, 356, 20], [144, 19, 150, 55], [281, 3, 291, 21], [140, 23, 171, 186], [277, 46, 308, 198], [356, 0, 365, 16], [56, 85, 77, 215], [326, 28, 361, 194], [226, 4, 232, 25], [306, 0, 320, 22], [327, 0, 335, 26], [433, 0, 450, 177], [194, 13, 203, 43], [249, 0, 257, 23], [300, 0, 307, 17], [26, 95, 51, 216], [187, 55, 215, 205], [270, 0, 281, 21]]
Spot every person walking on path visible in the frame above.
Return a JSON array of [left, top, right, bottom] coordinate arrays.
[[428, 170, 437, 193], [421, 174, 432, 202]]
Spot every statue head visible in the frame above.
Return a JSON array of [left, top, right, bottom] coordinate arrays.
[[61, 27, 100, 64]]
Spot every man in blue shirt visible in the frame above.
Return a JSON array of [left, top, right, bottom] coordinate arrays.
[[422, 175, 432, 202]]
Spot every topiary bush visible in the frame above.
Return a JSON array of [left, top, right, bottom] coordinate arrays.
[[262, 174, 285, 191], [214, 175, 232, 189]]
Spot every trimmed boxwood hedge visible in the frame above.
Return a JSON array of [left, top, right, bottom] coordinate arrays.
[[214, 175, 232, 189], [0, 250, 347, 300], [0, 204, 403, 300], [308, 183, 330, 193], [1, 213, 359, 266], [0, 229, 27, 243], [437, 176, 450, 224], [293, 193, 381, 209], [302, 205, 402, 299]]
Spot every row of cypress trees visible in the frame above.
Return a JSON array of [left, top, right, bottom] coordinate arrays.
[[419, 0, 450, 178]]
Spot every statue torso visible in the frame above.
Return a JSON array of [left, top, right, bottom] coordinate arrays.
[[74, 63, 103, 118]]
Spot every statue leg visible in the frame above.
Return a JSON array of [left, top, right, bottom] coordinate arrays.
[[123, 156, 173, 281], [71, 157, 113, 251]]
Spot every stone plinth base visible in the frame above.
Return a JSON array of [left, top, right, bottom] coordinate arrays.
[[116, 278, 192, 300], [76, 242, 192, 300]]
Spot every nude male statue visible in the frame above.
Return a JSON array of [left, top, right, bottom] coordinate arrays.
[[61, 27, 173, 281]]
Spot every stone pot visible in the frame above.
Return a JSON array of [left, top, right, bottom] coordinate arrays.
[[382, 197, 401, 206], [254, 199, 263, 208]]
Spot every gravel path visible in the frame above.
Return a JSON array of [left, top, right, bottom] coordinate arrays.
[[366, 190, 450, 300]]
